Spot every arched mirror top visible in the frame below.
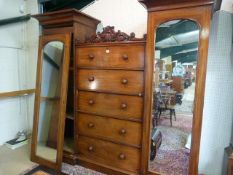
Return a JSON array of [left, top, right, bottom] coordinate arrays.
[[154, 18, 201, 33], [155, 19, 200, 42]]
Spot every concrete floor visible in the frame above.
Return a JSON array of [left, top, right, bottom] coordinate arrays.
[[0, 144, 36, 175]]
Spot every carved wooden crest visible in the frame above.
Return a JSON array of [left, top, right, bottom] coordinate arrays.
[[84, 26, 146, 43]]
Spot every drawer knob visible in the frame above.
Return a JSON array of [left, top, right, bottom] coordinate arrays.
[[119, 153, 126, 160], [88, 123, 95, 128], [88, 99, 95, 105], [88, 54, 95, 60], [122, 54, 128, 60], [88, 76, 95, 81], [88, 146, 94, 152], [121, 103, 127, 109], [119, 129, 127, 135], [121, 79, 128, 85]]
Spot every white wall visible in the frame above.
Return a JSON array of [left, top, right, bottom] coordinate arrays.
[[199, 11, 233, 175], [0, 0, 30, 145], [25, 0, 39, 131], [221, 0, 233, 13], [82, 0, 147, 38]]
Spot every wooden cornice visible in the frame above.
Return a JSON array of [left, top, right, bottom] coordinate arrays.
[[32, 8, 100, 29], [138, 0, 214, 11]]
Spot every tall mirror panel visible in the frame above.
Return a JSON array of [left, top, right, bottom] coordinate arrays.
[[36, 41, 64, 162], [149, 20, 199, 175]]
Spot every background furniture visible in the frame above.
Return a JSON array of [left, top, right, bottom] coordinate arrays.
[[172, 76, 184, 93], [158, 90, 176, 126]]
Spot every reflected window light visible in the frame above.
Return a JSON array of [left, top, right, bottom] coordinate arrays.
[[90, 81, 97, 90], [201, 28, 209, 39]]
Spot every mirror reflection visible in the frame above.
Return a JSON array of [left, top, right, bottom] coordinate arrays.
[[149, 20, 199, 174], [36, 41, 64, 162]]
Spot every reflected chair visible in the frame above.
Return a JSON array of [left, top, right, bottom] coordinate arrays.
[[158, 91, 176, 126]]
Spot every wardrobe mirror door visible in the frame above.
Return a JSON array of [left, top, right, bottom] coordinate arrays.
[[36, 41, 64, 162], [31, 34, 70, 171], [149, 20, 199, 174]]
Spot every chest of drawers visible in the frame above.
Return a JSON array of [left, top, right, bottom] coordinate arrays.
[[75, 31, 146, 174]]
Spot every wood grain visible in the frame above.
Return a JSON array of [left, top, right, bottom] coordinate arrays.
[[77, 91, 143, 120], [76, 44, 145, 70], [76, 113, 142, 147], [77, 135, 140, 173], [77, 69, 144, 95]]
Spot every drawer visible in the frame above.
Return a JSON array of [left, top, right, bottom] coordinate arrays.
[[76, 45, 144, 69], [77, 113, 142, 147], [77, 69, 144, 95], [77, 91, 143, 120], [77, 136, 140, 173]]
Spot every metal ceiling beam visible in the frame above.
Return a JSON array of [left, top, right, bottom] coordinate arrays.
[[156, 20, 199, 42], [158, 42, 198, 58], [41, 0, 95, 12], [172, 50, 198, 63]]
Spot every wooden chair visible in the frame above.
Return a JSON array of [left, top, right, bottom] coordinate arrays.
[[158, 91, 176, 126]]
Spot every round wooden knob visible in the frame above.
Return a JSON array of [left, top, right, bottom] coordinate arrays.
[[88, 99, 94, 105], [121, 79, 128, 84], [122, 54, 128, 60], [119, 129, 126, 135], [88, 54, 95, 60], [88, 146, 94, 152], [121, 103, 127, 109], [88, 123, 95, 128], [119, 153, 126, 160], [88, 76, 95, 81]]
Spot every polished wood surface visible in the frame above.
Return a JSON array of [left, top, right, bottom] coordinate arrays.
[[32, 9, 100, 29], [77, 91, 143, 120], [77, 69, 144, 95], [77, 113, 142, 147], [0, 89, 35, 99], [75, 29, 145, 174], [76, 44, 145, 70], [142, 4, 213, 175], [77, 135, 140, 173], [31, 33, 71, 171]]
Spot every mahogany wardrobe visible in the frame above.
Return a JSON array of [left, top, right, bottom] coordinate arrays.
[[31, 0, 214, 174]]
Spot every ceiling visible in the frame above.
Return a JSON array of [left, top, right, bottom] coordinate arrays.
[[156, 20, 199, 63], [39, 0, 222, 12], [38, 0, 95, 12]]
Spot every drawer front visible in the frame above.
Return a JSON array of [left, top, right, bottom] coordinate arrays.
[[77, 91, 143, 120], [77, 113, 142, 146], [77, 136, 140, 173], [76, 45, 144, 69], [77, 69, 144, 95]]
